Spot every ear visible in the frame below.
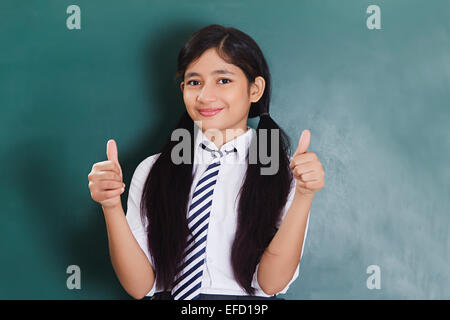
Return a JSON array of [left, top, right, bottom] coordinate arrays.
[[180, 81, 184, 93], [249, 76, 265, 103]]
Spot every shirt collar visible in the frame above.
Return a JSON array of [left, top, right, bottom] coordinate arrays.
[[193, 124, 254, 165]]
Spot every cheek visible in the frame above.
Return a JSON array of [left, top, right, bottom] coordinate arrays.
[[183, 92, 197, 113], [183, 91, 196, 106], [226, 89, 251, 113], [183, 97, 200, 123]]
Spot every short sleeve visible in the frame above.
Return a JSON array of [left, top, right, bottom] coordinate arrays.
[[251, 157, 311, 295], [125, 153, 161, 297]]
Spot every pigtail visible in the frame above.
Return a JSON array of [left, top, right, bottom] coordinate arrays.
[[141, 111, 195, 291], [230, 112, 293, 295]]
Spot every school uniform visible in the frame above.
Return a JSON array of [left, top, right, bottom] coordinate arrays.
[[125, 125, 310, 300]]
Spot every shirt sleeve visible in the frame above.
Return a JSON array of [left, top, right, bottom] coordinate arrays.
[[125, 153, 161, 297], [251, 160, 311, 295]]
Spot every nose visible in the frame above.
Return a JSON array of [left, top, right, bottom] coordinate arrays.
[[197, 82, 217, 103]]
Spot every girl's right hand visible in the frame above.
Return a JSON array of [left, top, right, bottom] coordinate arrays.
[[88, 139, 125, 210]]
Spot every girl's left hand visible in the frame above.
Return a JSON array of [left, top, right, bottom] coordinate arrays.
[[289, 130, 325, 196]]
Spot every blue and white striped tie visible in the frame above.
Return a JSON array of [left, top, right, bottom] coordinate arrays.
[[171, 143, 237, 300]]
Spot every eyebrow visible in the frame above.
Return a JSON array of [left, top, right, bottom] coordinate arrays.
[[185, 69, 236, 79]]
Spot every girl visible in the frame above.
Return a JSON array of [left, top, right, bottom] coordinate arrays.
[[88, 24, 324, 300]]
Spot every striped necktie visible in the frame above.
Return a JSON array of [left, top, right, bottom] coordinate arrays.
[[171, 142, 237, 300]]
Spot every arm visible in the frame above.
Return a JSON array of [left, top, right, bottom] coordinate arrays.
[[257, 192, 313, 295], [103, 204, 155, 300], [89, 140, 156, 299], [257, 129, 324, 295]]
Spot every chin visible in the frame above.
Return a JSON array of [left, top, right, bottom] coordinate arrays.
[[193, 116, 225, 130], [197, 122, 225, 132]]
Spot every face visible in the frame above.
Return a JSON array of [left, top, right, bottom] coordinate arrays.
[[180, 48, 265, 145]]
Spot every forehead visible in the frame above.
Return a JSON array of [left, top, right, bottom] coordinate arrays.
[[185, 48, 242, 78]]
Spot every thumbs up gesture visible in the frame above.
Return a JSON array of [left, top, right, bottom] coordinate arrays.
[[289, 130, 325, 196], [88, 139, 125, 210]]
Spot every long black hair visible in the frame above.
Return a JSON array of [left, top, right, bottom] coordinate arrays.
[[140, 24, 293, 295]]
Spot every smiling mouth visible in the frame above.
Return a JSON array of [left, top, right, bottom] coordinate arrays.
[[198, 108, 224, 117]]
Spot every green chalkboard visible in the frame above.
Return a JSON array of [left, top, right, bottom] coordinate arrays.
[[0, 0, 449, 299]]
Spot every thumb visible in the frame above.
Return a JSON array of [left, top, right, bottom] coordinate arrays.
[[107, 139, 122, 177], [107, 139, 119, 163], [294, 129, 311, 156]]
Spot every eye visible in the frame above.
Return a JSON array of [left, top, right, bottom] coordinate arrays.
[[187, 80, 200, 86], [218, 78, 231, 84]]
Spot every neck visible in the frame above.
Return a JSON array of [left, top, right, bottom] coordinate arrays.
[[203, 121, 248, 149]]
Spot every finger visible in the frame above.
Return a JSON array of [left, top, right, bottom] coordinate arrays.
[[292, 168, 304, 180], [107, 139, 123, 178], [100, 187, 125, 200], [88, 170, 122, 182], [96, 180, 125, 191], [292, 162, 316, 175], [294, 129, 310, 156], [107, 139, 119, 163], [289, 153, 317, 169], [93, 171, 122, 182], [300, 171, 319, 182], [295, 179, 307, 188], [93, 161, 121, 176]]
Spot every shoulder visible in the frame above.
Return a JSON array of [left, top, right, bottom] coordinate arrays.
[[130, 152, 162, 184]]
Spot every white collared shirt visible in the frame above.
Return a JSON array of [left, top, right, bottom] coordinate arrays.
[[125, 125, 310, 297]]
